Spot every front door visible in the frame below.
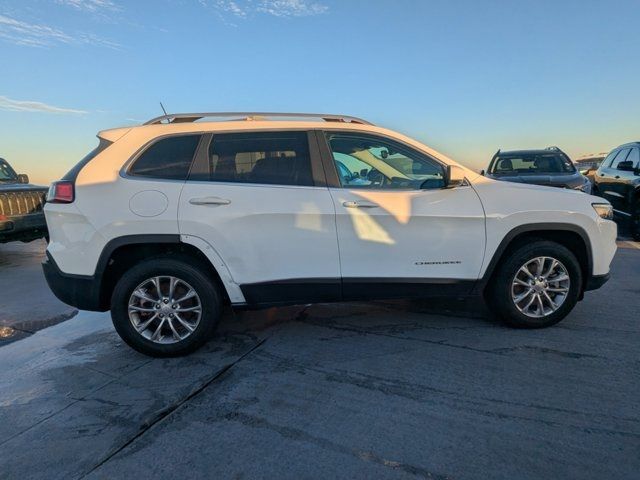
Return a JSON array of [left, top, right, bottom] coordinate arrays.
[[178, 130, 340, 305], [318, 131, 486, 299], [598, 148, 630, 211]]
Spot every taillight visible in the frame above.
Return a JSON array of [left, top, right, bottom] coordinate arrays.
[[47, 181, 75, 203]]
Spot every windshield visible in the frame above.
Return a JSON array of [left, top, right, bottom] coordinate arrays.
[[490, 153, 576, 175], [0, 161, 18, 182]]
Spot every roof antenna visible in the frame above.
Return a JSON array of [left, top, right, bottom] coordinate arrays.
[[159, 101, 168, 116]]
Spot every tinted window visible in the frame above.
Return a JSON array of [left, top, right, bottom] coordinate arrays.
[[129, 135, 200, 180], [0, 160, 17, 182], [611, 148, 630, 169], [206, 132, 313, 186], [326, 133, 444, 190], [601, 150, 618, 168], [626, 148, 640, 168], [491, 153, 575, 174]]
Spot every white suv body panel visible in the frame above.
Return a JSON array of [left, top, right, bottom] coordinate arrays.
[[44, 119, 617, 309], [329, 185, 486, 279], [471, 177, 617, 277], [178, 182, 340, 286]]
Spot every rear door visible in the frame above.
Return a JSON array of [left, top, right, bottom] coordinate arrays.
[[318, 130, 486, 299], [178, 130, 340, 305]]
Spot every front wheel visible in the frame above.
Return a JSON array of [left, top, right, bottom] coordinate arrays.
[[486, 240, 582, 328], [111, 258, 222, 357]]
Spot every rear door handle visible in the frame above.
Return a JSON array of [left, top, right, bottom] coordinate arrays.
[[615, 176, 620, 179], [189, 197, 231, 206], [342, 201, 379, 209]]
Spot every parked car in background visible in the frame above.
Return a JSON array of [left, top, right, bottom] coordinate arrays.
[[483, 147, 592, 193], [575, 152, 608, 183], [0, 158, 47, 243], [593, 141, 640, 239], [42, 112, 616, 357]]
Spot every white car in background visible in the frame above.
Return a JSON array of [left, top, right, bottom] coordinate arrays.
[[43, 112, 617, 356]]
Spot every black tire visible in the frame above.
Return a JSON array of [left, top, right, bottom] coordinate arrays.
[[111, 257, 222, 357], [486, 240, 582, 328]]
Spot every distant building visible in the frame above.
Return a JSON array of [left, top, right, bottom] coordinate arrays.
[[574, 152, 608, 172]]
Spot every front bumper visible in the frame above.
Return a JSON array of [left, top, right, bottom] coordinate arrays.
[[42, 252, 107, 312], [0, 213, 47, 243]]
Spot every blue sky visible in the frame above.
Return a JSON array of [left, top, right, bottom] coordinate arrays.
[[1, 0, 639, 184]]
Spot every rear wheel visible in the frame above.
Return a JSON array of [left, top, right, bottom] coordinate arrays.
[[111, 258, 222, 357], [486, 240, 582, 328]]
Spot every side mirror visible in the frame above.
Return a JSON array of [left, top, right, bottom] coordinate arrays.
[[480, 169, 485, 176], [617, 160, 634, 172], [17, 174, 29, 184], [445, 165, 466, 188]]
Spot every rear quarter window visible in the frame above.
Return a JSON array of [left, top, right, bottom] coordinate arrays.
[[129, 135, 201, 181]]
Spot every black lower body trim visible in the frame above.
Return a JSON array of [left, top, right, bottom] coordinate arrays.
[[584, 273, 610, 291], [42, 252, 107, 312], [240, 279, 341, 307], [240, 277, 476, 307], [342, 277, 475, 300]]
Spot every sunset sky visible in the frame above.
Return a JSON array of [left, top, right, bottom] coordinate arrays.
[[1, 0, 639, 185]]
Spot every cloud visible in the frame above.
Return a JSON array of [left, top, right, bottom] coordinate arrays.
[[0, 14, 120, 48], [0, 14, 72, 47], [257, 0, 328, 17], [55, 0, 120, 12], [0, 95, 87, 115], [202, 0, 328, 19]]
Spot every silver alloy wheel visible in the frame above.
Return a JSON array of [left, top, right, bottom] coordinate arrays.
[[128, 276, 202, 344], [511, 256, 570, 318]]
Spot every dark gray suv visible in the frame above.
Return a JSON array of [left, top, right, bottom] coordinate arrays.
[[483, 147, 591, 194], [593, 141, 640, 239]]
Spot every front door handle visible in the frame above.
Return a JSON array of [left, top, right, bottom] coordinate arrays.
[[615, 175, 620, 179], [189, 197, 231, 206], [342, 201, 379, 209]]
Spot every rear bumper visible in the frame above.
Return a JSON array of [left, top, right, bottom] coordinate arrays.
[[585, 273, 610, 291], [0, 213, 47, 243], [42, 252, 107, 312]]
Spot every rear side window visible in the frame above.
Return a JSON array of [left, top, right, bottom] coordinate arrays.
[[129, 135, 200, 180], [205, 131, 313, 186]]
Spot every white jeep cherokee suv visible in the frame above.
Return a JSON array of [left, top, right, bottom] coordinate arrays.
[[43, 112, 617, 357]]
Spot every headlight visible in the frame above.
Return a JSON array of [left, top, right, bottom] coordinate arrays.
[[592, 203, 613, 220]]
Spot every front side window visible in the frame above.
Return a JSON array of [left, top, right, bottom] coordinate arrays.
[[129, 135, 201, 180], [625, 148, 640, 169], [207, 131, 313, 186], [490, 153, 576, 174], [326, 133, 444, 189], [611, 148, 631, 169]]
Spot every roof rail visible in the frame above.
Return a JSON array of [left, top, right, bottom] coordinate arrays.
[[143, 112, 374, 126]]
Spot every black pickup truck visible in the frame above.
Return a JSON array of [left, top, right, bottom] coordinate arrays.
[[0, 158, 48, 243]]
